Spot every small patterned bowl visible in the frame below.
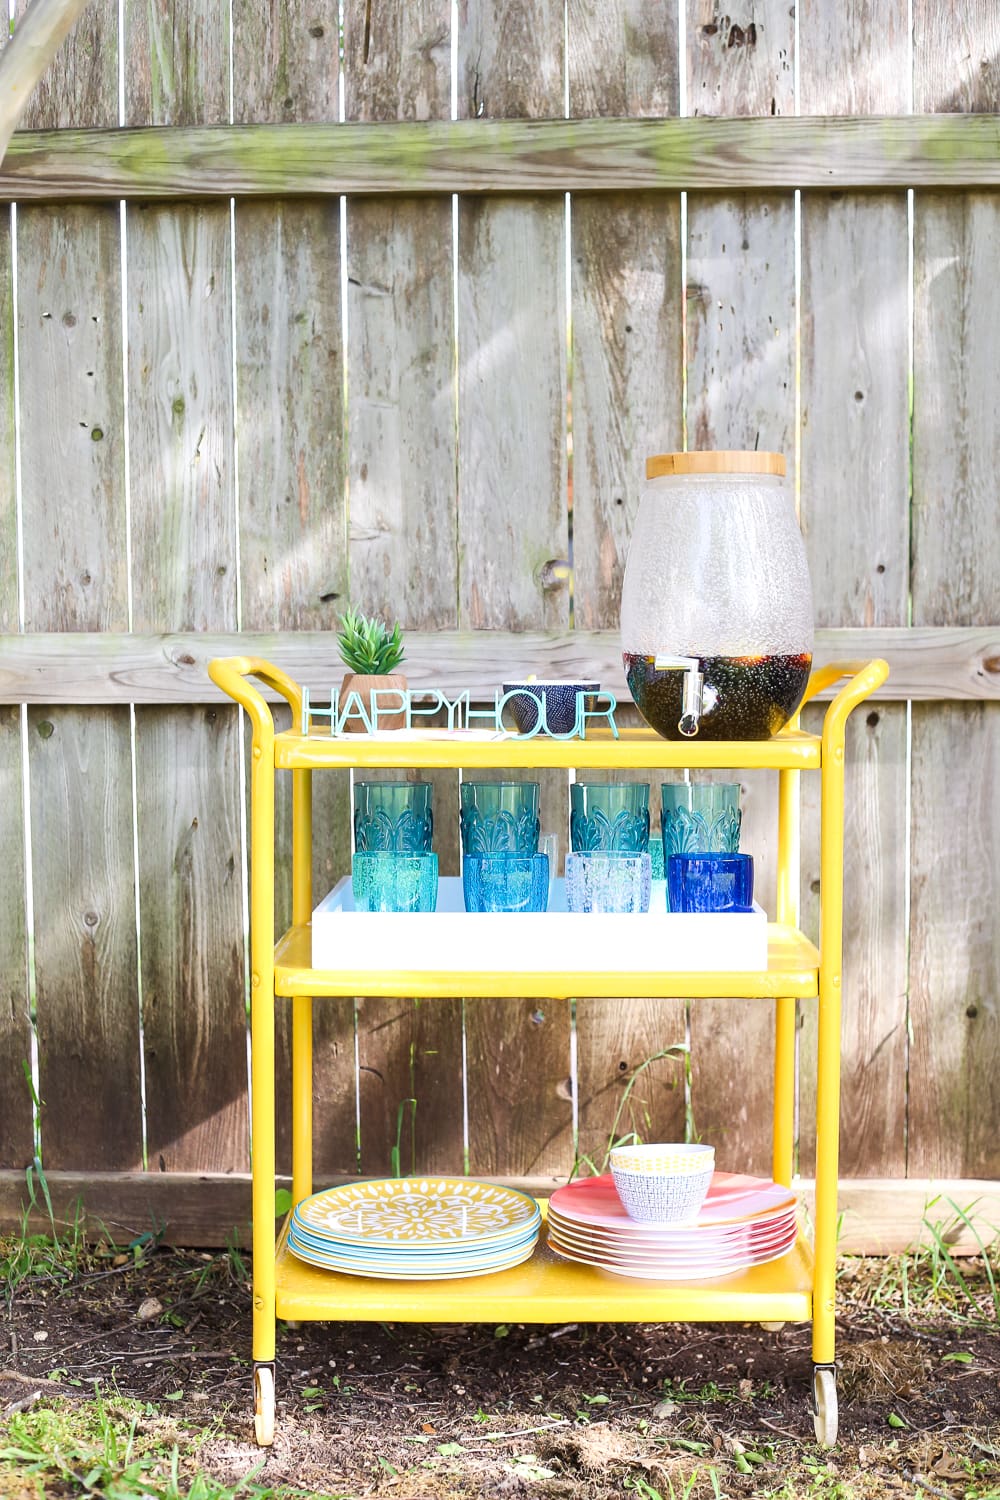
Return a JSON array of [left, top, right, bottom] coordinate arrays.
[[501, 681, 600, 736], [609, 1143, 715, 1223]]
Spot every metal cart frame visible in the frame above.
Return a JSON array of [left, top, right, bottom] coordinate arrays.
[[209, 655, 888, 1448]]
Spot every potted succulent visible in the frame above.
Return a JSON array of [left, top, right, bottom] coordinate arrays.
[[336, 606, 407, 732]]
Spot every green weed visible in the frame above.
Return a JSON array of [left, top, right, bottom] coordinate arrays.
[[0, 1388, 324, 1499]]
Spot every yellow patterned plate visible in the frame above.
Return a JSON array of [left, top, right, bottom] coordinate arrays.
[[293, 1178, 540, 1249]]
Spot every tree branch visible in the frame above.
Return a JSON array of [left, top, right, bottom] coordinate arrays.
[[0, 0, 95, 164]]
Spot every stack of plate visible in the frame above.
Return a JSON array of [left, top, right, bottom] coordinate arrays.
[[288, 1177, 541, 1279], [547, 1173, 798, 1280]]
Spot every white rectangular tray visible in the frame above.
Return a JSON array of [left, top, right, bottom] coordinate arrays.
[[311, 877, 768, 973]]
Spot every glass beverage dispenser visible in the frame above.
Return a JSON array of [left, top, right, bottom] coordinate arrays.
[[619, 451, 814, 741]]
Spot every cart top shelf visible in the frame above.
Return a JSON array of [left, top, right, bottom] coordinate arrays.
[[272, 723, 821, 771], [208, 656, 889, 773]]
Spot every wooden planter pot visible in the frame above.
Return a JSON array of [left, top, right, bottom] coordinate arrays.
[[338, 672, 408, 732]]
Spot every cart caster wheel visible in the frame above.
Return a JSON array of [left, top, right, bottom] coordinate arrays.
[[761, 1321, 785, 1332], [811, 1365, 838, 1448], [254, 1364, 275, 1447]]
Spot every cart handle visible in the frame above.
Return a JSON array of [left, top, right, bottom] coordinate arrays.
[[800, 659, 889, 711], [207, 655, 303, 750]]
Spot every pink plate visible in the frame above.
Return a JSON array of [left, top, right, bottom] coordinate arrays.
[[549, 1172, 796, 1232], [547, 1225, 798, 1280], [547, 1202, 796, 1249], [547, 1214, 797, 1263]]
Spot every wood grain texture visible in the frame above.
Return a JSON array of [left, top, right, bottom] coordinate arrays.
[[233, 201, 346, 633], [568, 0, 677, 118], [568, 4, 686, 1168], [682, 0, 794, 1176], [906, 705, 1000, 1178], [15, 14, 141, 1173], [797, 0, 909, 1181], [135, 705, 247, 1173], [232, 0, 340, 125], [27, 707, 141, 1169], [0, 178, 29, 1166], [913, 0, 1000, 114], [687, 0, 793, 117], [14, 0, 118, 131], [0, 624, 994, 704], [6, 113, 1000, 200], [18, 207, 127, 627], [343, 0, 464, 1179], [126, 0, 247, 1176], [123, 0, 228, 129], [231, 6, 352, 1185], [908, 5, 1000, 1178], [0, 707, 31, 1166], [458, 0, 572, 1180], [4, 1168, 997, 1254]]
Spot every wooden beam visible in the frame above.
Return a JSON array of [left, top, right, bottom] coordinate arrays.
[[1, 1169, 997, 1255], [0, 626, 999, 705], [0, 114, 998, 201]]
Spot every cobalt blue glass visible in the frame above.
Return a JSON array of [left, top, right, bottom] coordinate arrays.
[[661, 782, 742, 910], [666, 852, 754, 913]]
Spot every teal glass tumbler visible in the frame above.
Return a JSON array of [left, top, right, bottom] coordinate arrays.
[[462, 853, 549, 912], [460, 781, 540, 856], [352, 852, 439, 912], [354, 780, 433, 854], [661, 783, 742, 911], [570, 782, 650, 854]]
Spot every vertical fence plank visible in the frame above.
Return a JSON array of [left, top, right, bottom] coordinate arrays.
[[568, 3, 687, 1165], [125, 0, 247, 1173], [344, 0, 464, 1179], [682, 0, 795, 1176], [15, 1, 142, 1172], [908, 6, 1000, 1178], [0, 155, 29, 1165], [233, 1, 356, 1179], [458, 0, 573, 1179], [797, 0, 910, 1179]]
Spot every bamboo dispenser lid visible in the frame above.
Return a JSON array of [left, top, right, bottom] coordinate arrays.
[[646, 451, 786, 479]]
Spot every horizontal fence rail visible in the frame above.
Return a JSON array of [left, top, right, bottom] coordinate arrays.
[[1, 628, 999, 704], [0, 115, 998, 200]]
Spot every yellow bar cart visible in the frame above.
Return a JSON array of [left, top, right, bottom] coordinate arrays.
[[208, 655, 888, 1450]]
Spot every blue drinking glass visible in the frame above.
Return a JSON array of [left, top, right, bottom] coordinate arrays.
[[564, 852, 652, 914], [666, 852, 754, 913], [570, 782, 650, 854], [352, 852, 439, 912], [459, 781, 540, 856], [354, 780, 433, 854], [661, 783, 742, 910], [462, 853, 549, 912]]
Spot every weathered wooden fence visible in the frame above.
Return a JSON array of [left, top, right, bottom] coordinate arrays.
[[1, 0, 999, 1252]]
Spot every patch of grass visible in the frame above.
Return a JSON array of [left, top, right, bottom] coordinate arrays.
[[0, 1389, 323, 1499], [0, 1165, 95, 1306], [849, 1200, 1000, 1326]]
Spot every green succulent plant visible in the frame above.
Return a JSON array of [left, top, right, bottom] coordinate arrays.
[[336, 607, 406, 676]]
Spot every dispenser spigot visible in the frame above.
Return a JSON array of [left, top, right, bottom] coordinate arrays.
[[653, 654, 708, 738]]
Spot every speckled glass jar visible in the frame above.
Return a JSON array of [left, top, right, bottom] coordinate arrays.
[[620, 452, 814, 740]]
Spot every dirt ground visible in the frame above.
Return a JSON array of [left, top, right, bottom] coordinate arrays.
[[2, 1246, 999, 1498]]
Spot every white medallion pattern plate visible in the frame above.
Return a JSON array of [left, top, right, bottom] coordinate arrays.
[[295, 1178, 540, 1247]]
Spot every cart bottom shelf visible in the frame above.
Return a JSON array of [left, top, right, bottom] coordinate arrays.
[[273, 1224, 815, 1325]]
